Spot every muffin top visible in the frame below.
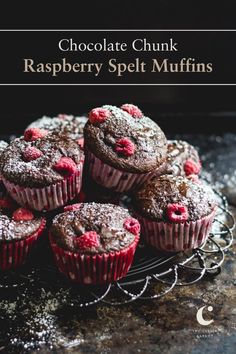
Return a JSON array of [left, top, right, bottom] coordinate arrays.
[[84, 104, 167, 173], [134, 175, 217, 222], [166, 140, 201, 176], [26, 114, 88, 141], [0, 130, 84, 188], [50, 202, 140, 254], [0, 196, 44, 242], [0, 140, 8, 155], [0, 140, 9, 179]]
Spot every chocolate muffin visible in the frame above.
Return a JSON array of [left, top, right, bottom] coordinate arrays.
[[26, 114, 87, 146], [50, 202, 140, 284], [166, 140, 201, 176], [134, 175, 217, 252], [0, 140, 9, 182], [84, 104, 167, 192], [0, 130, 84, 211], [0, 197, 46, 269]]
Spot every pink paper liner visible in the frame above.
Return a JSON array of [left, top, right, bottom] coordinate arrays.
[[85, 150, 166, 193], [49, 233, 140, 285], [2, 161, 84, 211], [135, 207, 217, 252], [0, 218, 46, 270]]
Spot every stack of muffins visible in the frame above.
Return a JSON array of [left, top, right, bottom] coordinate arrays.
[[0, 107, 217, 284]]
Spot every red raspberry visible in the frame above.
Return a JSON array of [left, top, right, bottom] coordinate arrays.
[[124, 218, 140, 236], [23, 146, 42, 161], [0, 197, 15, 210], [24, 128, 48, 142], [64, 203, 81, 212], [184, 159, 201, 176], [89, 108, 110, 124], [115, 138, 135, 157], [77, 138, 84, 148], [58, 113, 69, 119], [121, 104, 143, 118], [12, 207, 34, 221], [187, 174, 200, 183], [166, 203, 189, 223], [53, 157, 77, 176], [75, 231, 99, 250]]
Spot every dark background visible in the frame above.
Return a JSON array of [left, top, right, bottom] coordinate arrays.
[[0, 1, 236, 135]]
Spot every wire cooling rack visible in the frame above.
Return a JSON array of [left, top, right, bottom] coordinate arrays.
[[0, 184, 234, 307]]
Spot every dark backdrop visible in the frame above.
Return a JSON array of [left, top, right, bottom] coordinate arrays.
[[0, 1, 235, 135], [0, 86, 235, 136]]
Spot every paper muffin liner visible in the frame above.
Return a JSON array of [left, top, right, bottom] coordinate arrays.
[[0, 218, 46, 270], [136, 208, 217, 252], [49, 233, 139, 285], [85, 150, 166, 193], [2, 162, 84, 211]]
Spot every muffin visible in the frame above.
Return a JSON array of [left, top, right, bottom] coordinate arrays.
[[0, 195, 46, 270], [0, 140, 8, 154], [26, 114, 88, 147], [49, 202, 140, 284], [0, 130, 84, 211], [84, 104, 167, 193], [166, 140, 201, 177], [0, 140, 9, 183], [134, 175, 217, 252]]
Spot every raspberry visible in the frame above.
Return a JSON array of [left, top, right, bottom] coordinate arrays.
[[77, 138, 84, 148], [0, 197, 15, 210], [184, 159, 201, 176], [53, 157, 77, 176], [24, 128, 48, 142], [58, 113, 69, 119], [187, 174, 200, 183], [121, 104, 143, 118], [115, 138, 135, 157], [23, 146, 42, 161], [64, 203, 81, 212], [12, 207, 34, 221], [75, 231, 99, 250], [89, 108, 110, 124], [166, 203, 189, 223], [124, 218, 140, 236]]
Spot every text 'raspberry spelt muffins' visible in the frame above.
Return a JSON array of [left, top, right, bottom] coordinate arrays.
[[84, 104, 167, 192], [166, 140, 201, 177], [0, 130, 84, 211], [134, 175, 217, 252], [26, 114, 88, 147], [0, 195, 46, 270], [49, 202, 140, 284]]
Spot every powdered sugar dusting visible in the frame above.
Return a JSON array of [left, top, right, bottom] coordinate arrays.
[[0, 140, 8, 154], [0, 285, 85, 352], [0, 134, 83, 187], [27, 115, 88, 140], [135, 174, 217, 221]]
